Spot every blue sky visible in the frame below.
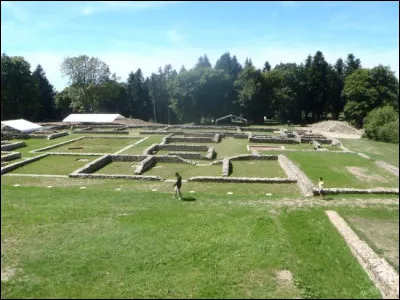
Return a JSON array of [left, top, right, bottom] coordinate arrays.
[[1, 1, 399, 91]]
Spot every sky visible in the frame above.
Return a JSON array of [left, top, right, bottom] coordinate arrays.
[[1, 1, 399, 92]]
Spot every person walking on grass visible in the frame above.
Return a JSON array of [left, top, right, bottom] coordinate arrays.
[[318, 177, 324, 199], [173, 172, 183, 200]]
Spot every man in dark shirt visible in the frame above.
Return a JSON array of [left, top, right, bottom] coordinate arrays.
[[172, 172, 182, 200]]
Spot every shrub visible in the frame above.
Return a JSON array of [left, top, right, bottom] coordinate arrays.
[[363, 106, 399, 143]]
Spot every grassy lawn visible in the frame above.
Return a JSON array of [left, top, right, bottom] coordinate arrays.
[[120, 135, 166, 154], [143, 162, 222, 179], [285, 151, 399, 189], [9, 155, 99, 175], [337, 207, 399, 271], [231, 160, 286, 178], [49, 138, 137, 154], [212, 138, 249, 159], [341, 138, 399, 167], [94, 161, 140, 175], [13, 134, 82, 158], [1, 185, 381, 299]]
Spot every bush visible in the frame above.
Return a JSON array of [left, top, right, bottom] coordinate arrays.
[[363, 106, 399, 143]]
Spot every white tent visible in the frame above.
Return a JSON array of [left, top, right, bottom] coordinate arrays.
[[1, 119, 43, 133], [62, 114, 126, 123]]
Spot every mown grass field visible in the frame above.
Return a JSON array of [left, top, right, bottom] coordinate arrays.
[[341, 138, 399, 167], [9, 155, 99, 175], [284, 151, 399, 189], [1, 185, 382, 299], [2, 126, 399, 299], [48, 137, 138, 153], [337, 207, 399, 271]]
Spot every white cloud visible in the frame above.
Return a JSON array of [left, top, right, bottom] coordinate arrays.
[[81, 1, 182, 16], [167, 30, 183, 43]]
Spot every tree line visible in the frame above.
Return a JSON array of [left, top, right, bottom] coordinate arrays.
[[1, 51, 399, 130]]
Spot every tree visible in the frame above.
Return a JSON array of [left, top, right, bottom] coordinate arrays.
[[1, 53, 39, 120], [60, 55, 116, 113], [54, 87, 74, 119], [364, 106, 398, 143], [344, 53, 361, 78], [262, 61, 271, 72], [32, 65, 57, 121], [195, 55, 212, 69], [343, 66, 399, 128]]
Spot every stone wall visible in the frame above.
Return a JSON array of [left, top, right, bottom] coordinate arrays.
[[164, 136, 215, 143], [1, 141, 27, 151], [326, 210, 399, 299], [233, 133, 249, 139], [1, 151, 21, 162], [154, 155, 196, 165], [206, 147, 216, 159], [135, 155, 155, 174], [167, 152, 204, 159], [72, 155, 112, 174], [111, 155, 147, 162], [47, 131, 69, 140], [143, 144, 159, 155], [313, 187, 399, 195], [249, 137, 300, 144], [222, 158, 231, 176], [188, 176, 297, 183], [240, 127, 275, 132], [278, 154, 314, 197], [32, 136, 85, 152], [159, 144, 209, 152], [69, 173, 162, 181], [300, 138, 332, 144], [229, 154, 278, 161], [1, 153, 49, 175]]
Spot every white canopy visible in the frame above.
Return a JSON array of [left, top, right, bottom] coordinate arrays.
[[62, 114, 126, 123], [1, 119, 43, 133]]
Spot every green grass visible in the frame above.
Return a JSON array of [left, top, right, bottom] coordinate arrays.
[[1, 186, 381, 299], [285, 151, 399, 189], [143, 162, 222, 179], [10, 155, 99, 175], [231, 160, 286, 178], [49, 137, 137, 153], [94, 161, 140, 175], [341, 138, 399, 167], [337, 207, 399, 271], [121, 135, 166, 154], [155, 150, 208, 156], [212, 138, 249, 158]]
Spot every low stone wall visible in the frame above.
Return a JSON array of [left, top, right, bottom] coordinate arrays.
[[168, 152, 204, 159], [278, 154, 314, 197], [1, 152, 21, 162], [164, 136, 215, 143], [313, 187, 399, 195], [375, 161, 399, 177], [72, 155, 112, 174], [212, 133, 222, 143], [206, 147, 216, 159], [77, 130, 129, 134], [233, 133, 249, 139], [143, 144, 159, 155], [326, 210, 399, 299], [111, 155, 147, 162], [188, 176, 297, 183], [160, 144, 209, 152], [1, 141, 27, 151], [135, 155, 155, 174], [249, 137, 300, 144], [301, 138, 332, 144], [1, 153, 49, 175], [229, 154, 278, 161], [240, 127, 275, 132], [222, 158, 231, 176], [140, 131, 171, 135], [69, 173, 162, 181], [154, 155, 196, 165], [48, 131, 69, 140], [32, 136, 85, 152]]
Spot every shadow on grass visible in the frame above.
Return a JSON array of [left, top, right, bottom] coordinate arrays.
[[181, 197, 196, 201]]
